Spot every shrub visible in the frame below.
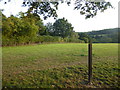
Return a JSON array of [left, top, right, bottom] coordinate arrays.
[[2, 35, 84, 46]]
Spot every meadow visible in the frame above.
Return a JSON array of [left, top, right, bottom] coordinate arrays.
[[2, 43, 119, 88]]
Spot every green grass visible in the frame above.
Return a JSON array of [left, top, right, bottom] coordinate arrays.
[[2, 43, 119, 88]]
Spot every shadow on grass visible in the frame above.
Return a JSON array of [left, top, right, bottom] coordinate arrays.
[[80, 80, 89, 85], [73, 54, 95, 57], [73, 54, 88, 56]]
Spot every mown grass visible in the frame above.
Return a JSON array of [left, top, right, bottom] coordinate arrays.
[[2, 43, 119, 88]]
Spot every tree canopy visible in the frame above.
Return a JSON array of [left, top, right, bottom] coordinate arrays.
[[2, 0, 112, 19], [53, 18, 74, 38]]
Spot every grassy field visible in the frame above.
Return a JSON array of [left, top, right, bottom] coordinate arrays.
[[2, 43, 119, 88]]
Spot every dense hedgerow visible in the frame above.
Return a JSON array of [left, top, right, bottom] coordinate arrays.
[[2, 35, 84, 46]]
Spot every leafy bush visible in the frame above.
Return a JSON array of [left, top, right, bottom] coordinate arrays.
[[63, 37, 84, 43], [2, 35, 64, 46]]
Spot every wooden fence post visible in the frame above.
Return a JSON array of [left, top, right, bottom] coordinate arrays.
[[88, 40, 92, 84]]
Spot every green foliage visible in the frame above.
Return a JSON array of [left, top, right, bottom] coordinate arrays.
[[63, 37, 83, 43], [85, 28, 119, 43], [24, 13, 46, 35], [78, 33, 89, 43], [21, 0, 112, 19], [22, 2, 59, 20], [74, 1, 112, 19], [53, 18, 74, 38], [2, 14, 39, 37], [45, 22, 54, 36], [38, 35, 63, 43], [2, 13, 45, 46]]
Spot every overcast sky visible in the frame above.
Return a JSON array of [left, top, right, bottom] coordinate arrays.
[[0, 0, 119, 32]]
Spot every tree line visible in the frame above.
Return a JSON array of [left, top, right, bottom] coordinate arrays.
[[78, 28, 119, 43], [2, 12, 86, 46]]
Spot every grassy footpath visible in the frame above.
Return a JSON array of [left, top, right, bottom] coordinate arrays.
[[2, 43, 119, 88]]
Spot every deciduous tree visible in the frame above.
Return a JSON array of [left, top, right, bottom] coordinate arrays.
[[53, 18, 74, 38]]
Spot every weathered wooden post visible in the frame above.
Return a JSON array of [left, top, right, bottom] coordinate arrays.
[[88, 39, 92, 84]]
